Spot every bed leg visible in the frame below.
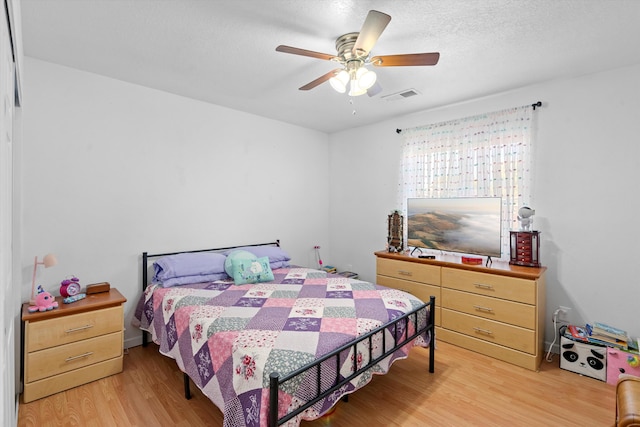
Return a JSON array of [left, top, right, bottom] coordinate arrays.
[[184, 373, 191, 400], [429, 295, 436, 374], [269, 372, 279, 427]]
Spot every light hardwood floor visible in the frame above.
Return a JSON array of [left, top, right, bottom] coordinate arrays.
[[18, 341, 617, 426]]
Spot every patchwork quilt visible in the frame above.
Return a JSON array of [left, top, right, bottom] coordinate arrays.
[[135, 267, 431, 427]]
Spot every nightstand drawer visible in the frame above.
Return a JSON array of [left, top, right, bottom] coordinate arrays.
[[26, 331, 123, 382], [26, 305, 124, 351], [442, 288, 535, 329], [442, 309, 535, 354], [376, 257, 440, 285], [441, 268, 535, 304]]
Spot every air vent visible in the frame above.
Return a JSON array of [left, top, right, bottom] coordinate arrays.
[[381, 89, 421, 101]]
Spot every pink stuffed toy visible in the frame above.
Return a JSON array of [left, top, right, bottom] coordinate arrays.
[[28, 285, 59, 313]]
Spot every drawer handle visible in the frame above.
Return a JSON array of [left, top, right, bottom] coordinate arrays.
[[65, 324, 94, 333], [65, 352, 94, 362], [473, 305, 494, 313], [473, 327, 493, 335], [398, 270, 413, 276], [474, 283, 494, 290]]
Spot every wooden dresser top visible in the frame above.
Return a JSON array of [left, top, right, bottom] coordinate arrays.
[[375, 250, 546, 280]]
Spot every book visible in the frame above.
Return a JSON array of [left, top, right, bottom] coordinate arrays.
[[586, 336, 628, 350], [565, 325, 589, 342], [585, 324, 628, 350], [591, 322, 628, 340]]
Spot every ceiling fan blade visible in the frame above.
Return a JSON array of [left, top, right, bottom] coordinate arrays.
[[371, 52, 440, 67], [299, 69, 341, 91], [276, 45, 336, 61], [353, 10, 391, 57]]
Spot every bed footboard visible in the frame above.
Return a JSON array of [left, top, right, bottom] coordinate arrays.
[[268, 295, 436, 426]]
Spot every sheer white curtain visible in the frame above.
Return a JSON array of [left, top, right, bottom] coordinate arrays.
[[398, 105, 535, 259]]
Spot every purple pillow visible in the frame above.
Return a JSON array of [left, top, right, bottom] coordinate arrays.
[[153, 252, 227, 282], [225, 246, 291, 268]]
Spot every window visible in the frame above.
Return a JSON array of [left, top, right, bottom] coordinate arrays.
[[398, 105, 535, 259]]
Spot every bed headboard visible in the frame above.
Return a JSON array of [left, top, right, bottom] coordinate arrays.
[[141, 240, 280, 292]]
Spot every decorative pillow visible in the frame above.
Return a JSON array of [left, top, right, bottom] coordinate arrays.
[[224, 250, 256, 277], [153, 252, 227, 282], [225, 246, 291, 269], [231, 256, 274, 285]]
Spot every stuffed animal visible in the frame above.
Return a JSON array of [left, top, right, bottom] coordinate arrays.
[[517, 206, 535, 231], [27, 285, 59, 313]]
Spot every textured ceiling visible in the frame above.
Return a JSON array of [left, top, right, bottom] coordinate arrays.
[[20, 0, 640, 134]]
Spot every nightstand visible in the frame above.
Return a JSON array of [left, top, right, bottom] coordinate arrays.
[[21, 288, 127, 402]]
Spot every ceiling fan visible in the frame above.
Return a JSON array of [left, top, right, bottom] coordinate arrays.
[[276, 10, 440, 97]]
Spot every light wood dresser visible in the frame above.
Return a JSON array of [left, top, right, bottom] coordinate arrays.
[[21, 288, 127, 402], [375, 251, 546, 371]]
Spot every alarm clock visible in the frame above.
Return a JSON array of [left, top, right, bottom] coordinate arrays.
[[60, 276, 81, 297]]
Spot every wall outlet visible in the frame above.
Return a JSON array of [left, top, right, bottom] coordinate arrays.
[[558, 306, 571, 322]]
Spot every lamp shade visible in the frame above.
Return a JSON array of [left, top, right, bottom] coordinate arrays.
[[329, 70, 349, 93], [43, 253, 58, 268], [348, 74, 367, 97], [356, 67, 377, 90]]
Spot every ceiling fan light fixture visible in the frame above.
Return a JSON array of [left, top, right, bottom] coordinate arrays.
[[348, 76, 367, 96], [348, 86, 367, 97], [329, 70, 349, 93], [356, 67, 376, 90]]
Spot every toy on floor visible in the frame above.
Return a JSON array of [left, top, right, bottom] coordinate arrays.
[[27, 285, 59, 313]]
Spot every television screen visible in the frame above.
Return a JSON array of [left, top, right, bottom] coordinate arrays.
[[407, 197, 502, 258]]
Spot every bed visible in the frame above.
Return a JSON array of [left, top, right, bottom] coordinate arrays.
[[134, 241, 435, 427]]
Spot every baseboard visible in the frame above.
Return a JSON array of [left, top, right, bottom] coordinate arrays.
[[541, 339, 561, 365], [124, 335, 144, 349]]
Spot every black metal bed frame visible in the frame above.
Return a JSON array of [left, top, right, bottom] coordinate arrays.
[[140, 241, 435, 426]]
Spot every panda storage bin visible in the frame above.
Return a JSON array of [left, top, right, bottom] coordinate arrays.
[[560, 335, 607, 381]]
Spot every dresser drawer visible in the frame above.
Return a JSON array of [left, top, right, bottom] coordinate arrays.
[[377, 275, 441, 326], [26, 331, 123, 382], [442, 309, 535, 354], [441, 268, 536, 304], [26, 305, 124, 351], [441, 288, 535, 329], [377, 257, 440, 285]]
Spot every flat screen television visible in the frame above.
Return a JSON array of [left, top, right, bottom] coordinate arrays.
[[407, 197, 502, 258]]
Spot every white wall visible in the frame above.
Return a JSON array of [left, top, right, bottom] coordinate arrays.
[[21, 58, 331, 348], [20, 57, 640, 354], [328, 63, 640, 344]]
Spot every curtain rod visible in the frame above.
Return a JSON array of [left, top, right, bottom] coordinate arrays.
[[395, 101, 543, 134]]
